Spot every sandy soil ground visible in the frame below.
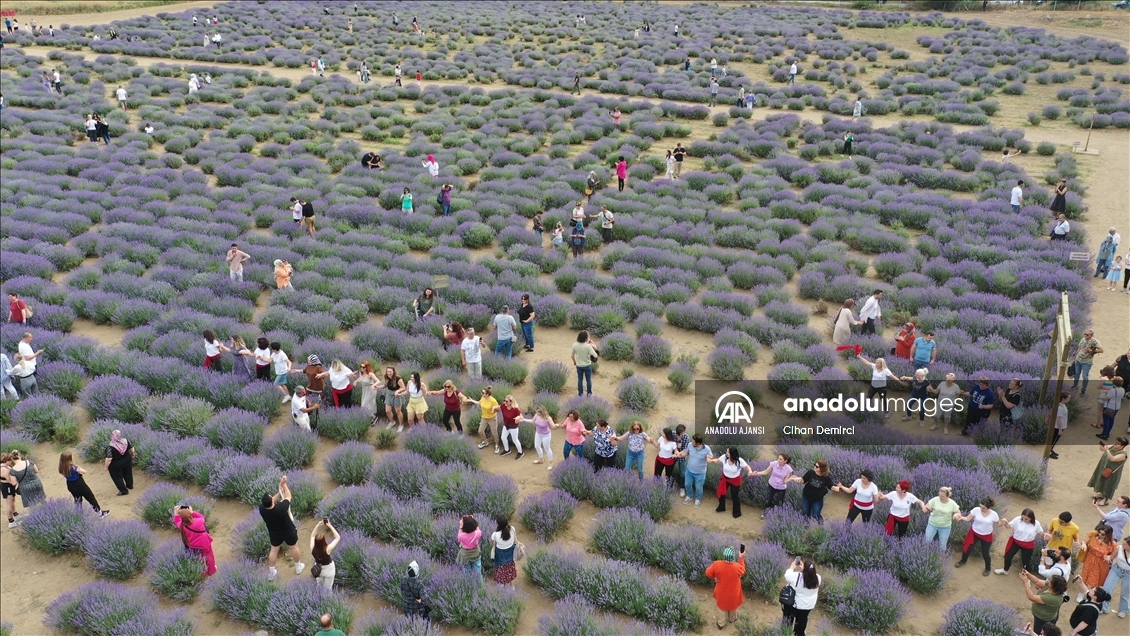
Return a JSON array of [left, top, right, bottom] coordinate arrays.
[[2, 3, 1129, 635]]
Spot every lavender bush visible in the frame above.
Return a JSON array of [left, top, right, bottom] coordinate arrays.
[[537, 595, 666, 636], [821, 568, 911, 634], [19, 497, 93, 555], [263, 425, 319, 470], [205, 560, 278, 625], [83, 519, 155, 580], [368, 450, 435, 501], [11, 394, 78, 443], [45, 582, 194, 636], [548, 456, 596, 502], [315, 406, 373, 442], [202, 407, 265, 454], [614, 375, 661, 411], [325, 440, 375, 486], [148, 538, 207, 602], [402, 424, 481, 468], [518, 490, 579, 542], [939, 598, 1023, 636], [356, 609, 438, 636], [260, 578, 355, 636], [79, 375, 150, 423], [532, 360, 569, 394]]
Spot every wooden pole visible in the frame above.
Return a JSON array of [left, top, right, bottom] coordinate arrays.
[[1084, 113, 1095, 152], [1038, 318, 1059, 407]]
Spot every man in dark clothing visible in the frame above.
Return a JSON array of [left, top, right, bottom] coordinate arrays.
[[259, 475, 305, 581], [572, 71, 581, 95], [401, 560, 428, 619], [301, 199, 315, 237], [672, 144, 686, 178]]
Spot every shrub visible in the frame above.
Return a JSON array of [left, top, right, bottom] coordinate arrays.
[[206, 559, 278, 625], [205, 454, 281, 503], [36, 361, 87, 401], [532, 360, 569, 394], [562, 395, 613, 426], [537, 595, 659, 636], [590, 507, 653, 564], [135, 481, 192, 528], [0, 428, 34, 458], [482, 354, 528, 386], [145, 394, 214, 437], [601, 332, 636, 361], [635, 334, 673, 367], [614, 375, 661, 411], [1036, 141, 1056, 156], [231, 510, 272, 562], [148, 538, 207, 602], [524, 547, 703, 632], [402, 425, 481, 468], [46, 582, 193, 636], [549, 456, 596, 502], [979, 447, 1047, 498], [667, 360, 695, 393], [19, 497, 92, 555], [821, 568, 910, 633], [325, 441, 374, 486], [235, 380, 281, 418], [940, 598, 1023, 636], [368, 450, 434, 501], [355, 609, 435, 636], [766, 362, 811, 394], [80, 375, 149, 422], [260, 578, 355, 636], [428, 465, 518, 519], [708, 346, 748, 381], [891, 534, 951, 594], [316, 406, 374, 442], [761, 507, 815, 557], [518, 490, 578, 541], [286, 470, 325, 519], [263, 425, 318, 470], [814, 520, 889, 572], [203, 407, 265, 454], [11, 394, 78, 443], [84, 519, 155, 580]]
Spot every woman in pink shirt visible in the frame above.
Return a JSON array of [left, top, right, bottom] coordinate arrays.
[[456, 514, 483, 582], [555, 410, 586, 460], [752, 453, 794, 520], [173, 505, 216, 576], [615, 156, 628, 192]]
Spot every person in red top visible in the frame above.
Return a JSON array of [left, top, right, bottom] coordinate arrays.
[[415, 70, 422, 84], [443, 321, 466, 349], [893, 322, 916, 360], [7, 293, 28, 324], [706, 545, 746, 629], [428, 380, 464, 434], [174, 505, 216, 576], [498, 395, 524, 459]]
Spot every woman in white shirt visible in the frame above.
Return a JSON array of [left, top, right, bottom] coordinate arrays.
[[489, 516, 518, 586], [422, 154, 439, 178], [318, 359, 355, 408], [665, 150, 675, 179], [782, 557, 821, 635], [396, 372, 429, 429], [880, 479, 919, 538], [85, 114, 98, 142], [651, 428, 679, 489], [202, 329, 230, 371], [955, 497, 1000, 576], [270, 342, 293, 402], [832, 469, 880, 523], [708, 447, 754, 519], [994, 508, 1043, 576], [570, 202, 586, 227], [928, 373, 962, 433], [253, 337, 273, 381], [857, 354, 906, 418]]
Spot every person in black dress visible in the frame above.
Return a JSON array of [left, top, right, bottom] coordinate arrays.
[[1050, 179, 1067, 217], [104, 430, 135, 496]]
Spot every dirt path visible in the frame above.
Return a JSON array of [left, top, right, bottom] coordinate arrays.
[[10, 0, 216, 27]]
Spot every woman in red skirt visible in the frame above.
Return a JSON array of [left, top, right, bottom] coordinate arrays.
[[203, 330, 230, 370], [490, 516, 518, 585]]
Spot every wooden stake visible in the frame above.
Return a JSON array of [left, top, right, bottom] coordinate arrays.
[[1084, 113, 1095, 152]]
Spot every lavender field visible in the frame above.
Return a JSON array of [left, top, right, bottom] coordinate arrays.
[[1, 2, 1128, 635]]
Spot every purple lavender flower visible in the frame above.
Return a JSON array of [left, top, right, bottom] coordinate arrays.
[[518, 491, 579, 542], [83, 518, 155, 580], [46, 581, 194, 636]]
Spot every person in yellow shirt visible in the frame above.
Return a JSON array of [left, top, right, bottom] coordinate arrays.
[[1044, 511, 1080, 552], [464, 386, 500, 453]]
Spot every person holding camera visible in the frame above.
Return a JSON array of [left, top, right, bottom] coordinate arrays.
[[1034, 547, 1073, 584], [174, 504, 216, 576], [456, 514, 483, 582], [1067, 576, 1109, 636], [782, 556, 820, 636], [310, 519, 340, 590], [259, 475, 305, 581], [1022, 571, 1067, 636]]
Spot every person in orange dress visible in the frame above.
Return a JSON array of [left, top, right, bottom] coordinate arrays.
[[1077, 525, 1116, 599], [705, 545, 746, 629]]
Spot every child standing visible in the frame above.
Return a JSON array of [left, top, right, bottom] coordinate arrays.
[[551, 223, 564, 248], [1105, 255, 1124, 292]]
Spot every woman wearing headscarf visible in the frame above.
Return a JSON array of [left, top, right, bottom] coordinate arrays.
[[104, 430, 136, 496], [174, 505, 216, 576], [401, 560, 428, 620], [422, 154, 439, 178], [831, 299, 860, 346], [705, 545, 746, 629], [585, 171, 599, 197]]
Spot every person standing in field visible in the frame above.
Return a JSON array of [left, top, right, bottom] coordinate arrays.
[[572, 71, 581, 95], [460, 328, 485, 379], [672, 143, 686, 178], [270, 342, 294, 403], [614, 156, 627, 192], [59, 451, 108, 517], [274, 259, 294, 290], [226, 243, 250, 282], [7, 293, 29, 325], [709, 77, 719, 107], [788, 61, 797, 85], [705, 546, 746, 629], [103, 431, 134, 497], [115, 85, 128, 110], [853, 96, 863, 120], [492, 305, 518, 359], [301, 199, 316, 237], [259, 475, 305, 581], [665, 150, 675, 179]]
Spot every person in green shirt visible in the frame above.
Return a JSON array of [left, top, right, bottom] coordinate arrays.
[[570, 330, 599, 397], [1022, 571, 1066, 635], [920, 486, 961, 548], [316, 613, 346, 636]]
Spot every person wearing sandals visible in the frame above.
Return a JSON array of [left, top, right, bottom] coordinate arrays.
[[706, 545, 746, 629], [381, 366, 407, 432], [490, 516, 519, 586], [1088, 437, 1128, 506], [354, 361, 380, 422], [464, 386, 500, 452], [396, 372, 429, 432]]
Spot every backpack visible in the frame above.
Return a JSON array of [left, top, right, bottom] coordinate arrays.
[[778, 579, 796, 608], [437, 192, 444, 205]]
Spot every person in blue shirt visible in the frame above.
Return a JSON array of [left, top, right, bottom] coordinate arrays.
[[962, 376, 996, 436], [676, 435, 712, 508], [911, 332, 938, 371]]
